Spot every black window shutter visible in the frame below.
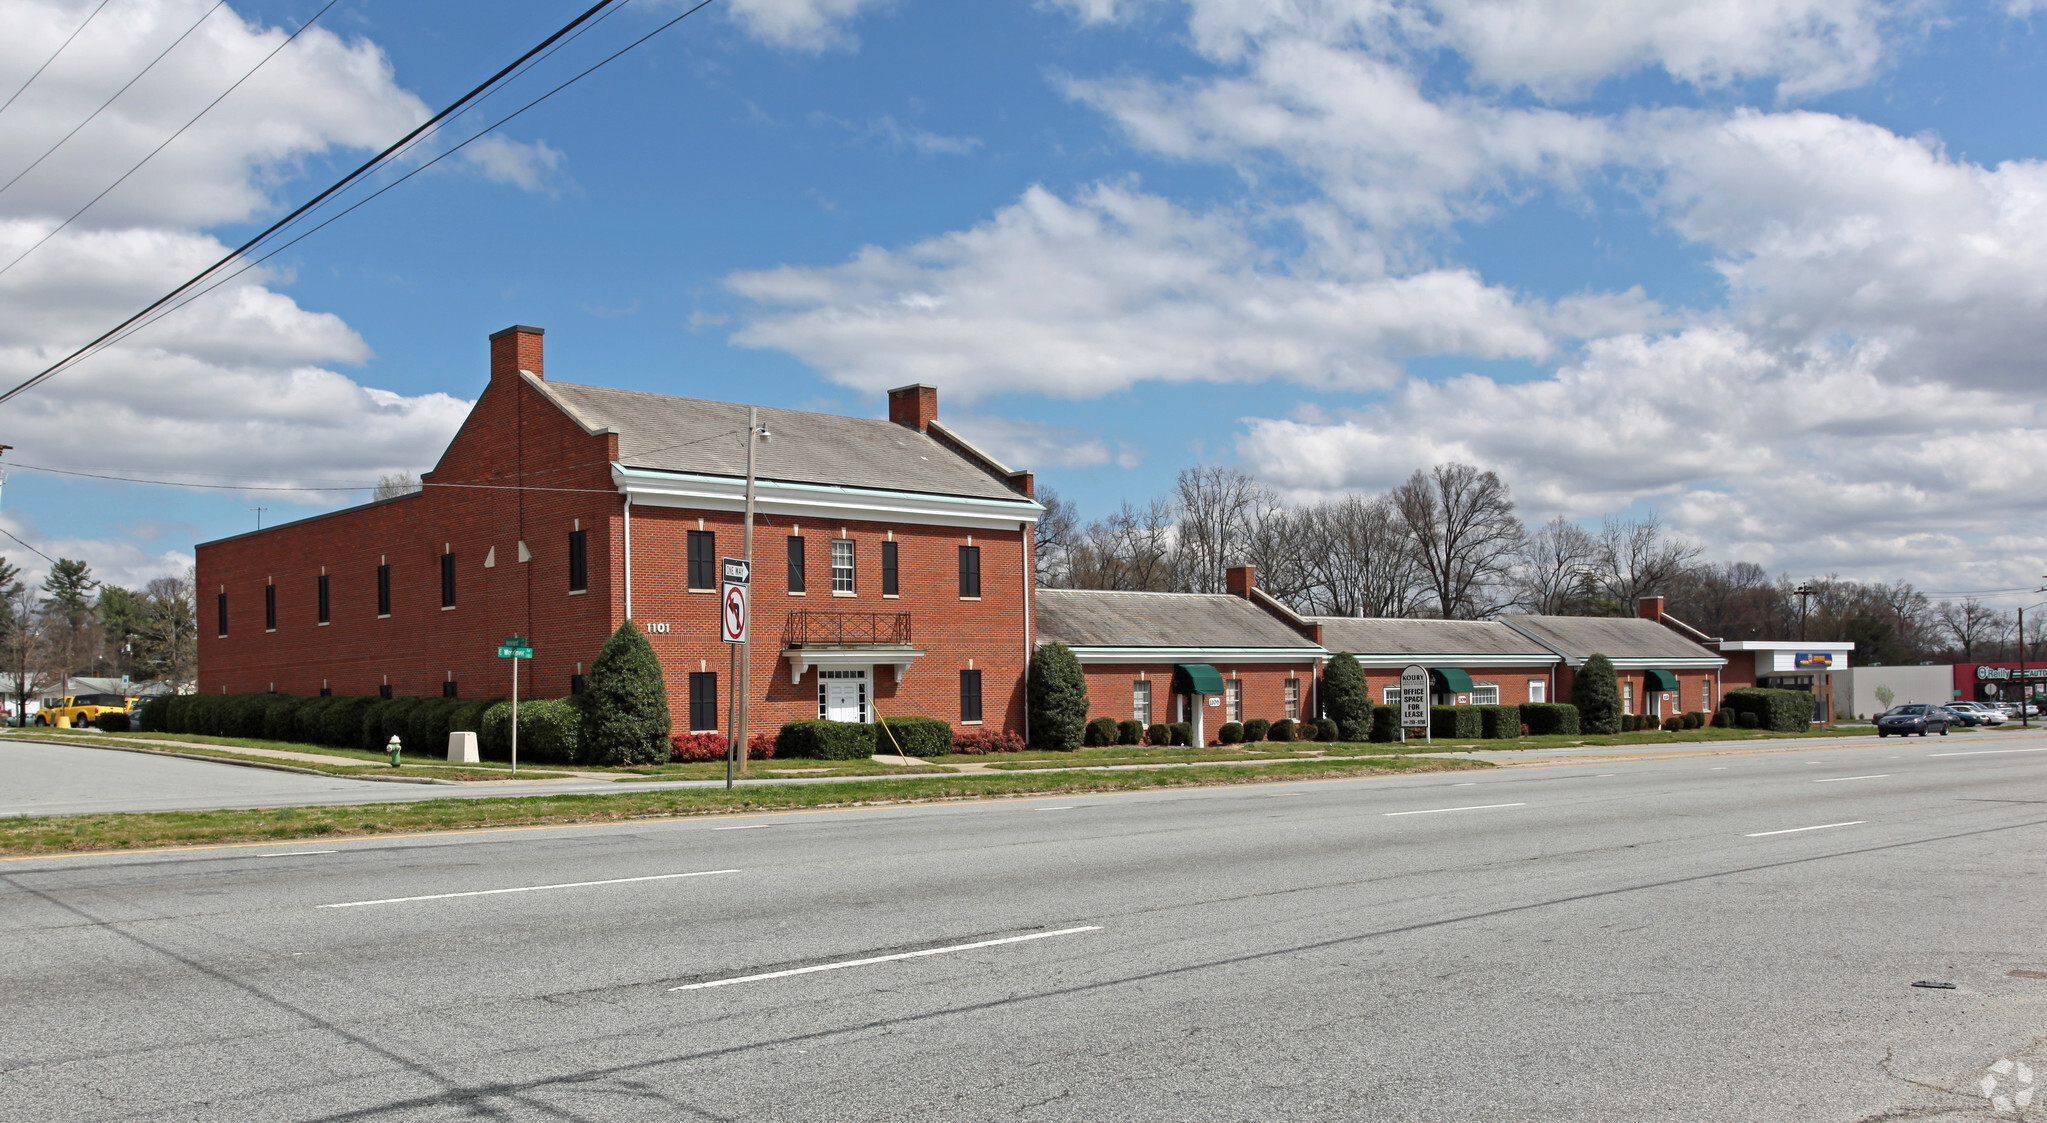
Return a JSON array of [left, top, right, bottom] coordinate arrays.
[[317, 574, 330, 623], [689, 531, 715, 589], [217, 592, 227, 636], [568, 530, 588, 592], [440, 552, 456, 607], [264, 585, 276, 630], [377, 564, 391, 615], [960, 669, 982, 722], [689, 672, 718, 731], [959, 546, 981, 597], [882, 541, 898, 595], [787, 536, 805, 593]]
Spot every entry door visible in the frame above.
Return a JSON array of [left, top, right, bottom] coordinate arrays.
[[819, 669, 868, 723]]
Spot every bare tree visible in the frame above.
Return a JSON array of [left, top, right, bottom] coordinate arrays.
[[2, 584, 48, 723], [1032, 487, 1080, 588], [1171, 466, 1264, 594], [1596, 514, 1703, 610], [373, 471, 422, 500], [1935, 598, 2008, 662], [1300, 493, 1427, 617], [1393, 463, 1522, 619], [1234, 499, 1318, 605], [1067, 499, 1179, 592], [1509, 516, 1600, 615]]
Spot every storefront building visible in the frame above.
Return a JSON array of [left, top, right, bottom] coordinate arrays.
[[1309, 617, 1560, 709], [1500, 613, 1726, 719], [1953, 663, 2047, 708]]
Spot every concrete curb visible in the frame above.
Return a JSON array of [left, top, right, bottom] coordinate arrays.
[[3, 735, 454, 785]]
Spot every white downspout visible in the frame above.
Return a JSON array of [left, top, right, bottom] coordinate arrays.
[[1022, 522, 1031, 745], [623, 493, 633, 621]]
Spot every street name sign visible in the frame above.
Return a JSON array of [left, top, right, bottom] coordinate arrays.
[[497, 635, 533, 659]]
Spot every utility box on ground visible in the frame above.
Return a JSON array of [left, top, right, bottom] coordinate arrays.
[[447, 731, 480, 763]]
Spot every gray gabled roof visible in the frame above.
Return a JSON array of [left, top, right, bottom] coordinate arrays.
[[1309, 617, 1556, 661], [535, 380, 1030, 503], [1036, 589, 1320, 650], [1498, 614, 1726, 664]]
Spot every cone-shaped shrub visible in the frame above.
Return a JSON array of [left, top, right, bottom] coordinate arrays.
[[581, 620, 672, 765], [1322, 653, 1369, 735], [1027, 642, 1088, 751], [1572, 653, 1623, 735]]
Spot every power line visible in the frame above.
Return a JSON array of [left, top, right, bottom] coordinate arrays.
[[0, 1, 229, 201], [0, 525, 58, 567], [0, 0, 344, 280], [0, 0, 643, 409], [0, 0, 114, 121], [35, 0, 722, 382]]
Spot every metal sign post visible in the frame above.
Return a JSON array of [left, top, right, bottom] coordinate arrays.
[[1400, 664, 1430, 744], [720, 559, 750, 789], [497, 636, 533, 774]]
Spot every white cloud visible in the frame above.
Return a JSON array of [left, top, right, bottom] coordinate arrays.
[[941, 411, 1143, 470], [722, 0, 893, 51], [0, 512, 196, 591], [1235, 328, 2047, 585], [461, 135, 568, 195], [728, 182, 1556, 402]]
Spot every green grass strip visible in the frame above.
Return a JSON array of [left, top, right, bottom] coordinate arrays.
[[0, 755, 1487, 856]]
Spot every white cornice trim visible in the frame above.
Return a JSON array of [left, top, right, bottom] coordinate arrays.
[[613, 466, 1042, 530], [1345, 655, 1560, 669], [782, 647, 925, 685], [1050, 645, 1325, 664], [1716, 641, 1856, 652]]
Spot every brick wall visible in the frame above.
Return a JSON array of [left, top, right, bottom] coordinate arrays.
[[1078, 661, 1319, 736], [1357, 667, 1558, 708], [1552, 665, 1721, 717]]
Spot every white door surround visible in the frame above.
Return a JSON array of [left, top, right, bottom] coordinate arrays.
[[819, 668, 870, 723]]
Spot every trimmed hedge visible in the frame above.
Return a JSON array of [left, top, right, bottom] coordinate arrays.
[[1294, 719, 1319, 743], [1478, 705, 1521, 739], [1431, 705, 1483, 739], [1713, 708, 1735, 728], [94, 711, 130, 732], [1737, 711, 1759, 729], [1243, 718, 1271, 743], [1146, 723, 1169, 747], [952, 728, 1025, 754], [1028, 643, 1089, 751], [876, 716, 952, 759], [1723, 688, 1816, 732], [476, 699, 585, 763], [1218, 721, 1243, 745], [777, 720, 876, 760], [1661, 716, 1682, 732], [1169, 722, 1193, 747], [138, 695, 171, 733], [1084, 716, 1120, 748], [1316, 718, 1338, 742], [1269, 718, 1297, 743], [1116, 719, 1143, 746], [1520, 702, 1579, 736], [1368, 704, 1398, 743], [1322, 653, 1369, 736]]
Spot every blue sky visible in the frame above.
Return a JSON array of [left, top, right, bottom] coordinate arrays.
[[3, 0, 2046, 598]]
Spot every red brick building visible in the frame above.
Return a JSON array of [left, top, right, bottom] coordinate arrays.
[[1499, 612, 1727, 720], [1034, 568, 1325, 745], [1309, 617, 1562, 708], [195, 326, 1044, 736]]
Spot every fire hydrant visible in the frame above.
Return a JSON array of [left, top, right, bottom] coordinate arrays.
[[387, 735, 403, 768]]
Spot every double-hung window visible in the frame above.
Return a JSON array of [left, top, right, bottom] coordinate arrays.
[[687, 530, 716, 590], [1471, 682, 1500, 706], [959, 669, 983, 723], [1384, 685, 1401, 705], [568, 530, 587, 592], [1225, 680, 1242, 723], [958, 545, 981, 598], [688, 672, 717, 732], [1527, 679, 1546, 704], [881, 541, 899, 596], [831, 539, 855, 593], [317, 575, 330, 624], [786, 536, 805, 593], [1284, 678, 1300, 720], [1133, 680, 1151, 725]]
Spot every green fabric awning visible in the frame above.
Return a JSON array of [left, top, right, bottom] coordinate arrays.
[[1172, 664, 1226, 696], [1429, 667, 1476, 694], [1644, 669, 1680, 692]]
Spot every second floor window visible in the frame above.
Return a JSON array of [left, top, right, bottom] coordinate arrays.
[[568, 530, 587, 592], [958, 545, 981, 598], [831, 539, 854, 593], [688, 530, 715, 590], [316, 575, 330, 624], [787, 535, 805, 592]]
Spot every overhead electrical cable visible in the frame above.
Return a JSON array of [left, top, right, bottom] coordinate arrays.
[[0, 0, 720, 408], [0, 0, 661, 409], [0, 0, 230, 200], [0, 0, 115, 120], [0, 0, 344, 280], [0, 525, 59, 566]]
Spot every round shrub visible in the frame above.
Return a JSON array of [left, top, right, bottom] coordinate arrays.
[[291, 695, 340, 745], [1316, 718, 1339, 742], [1218, 721, 1243, 745], [1146, 722, 1169, 747], [480, 702, 512, 758], [1737, 711, 1759, 729], [1243, 718, 1271, 743], [1713, 708, 1735, 728], [1084, 716, 1120, 747], [1294, 719, 1319, 742], [94, 711, 130, 732], [517, 699, 583, 763], [229, 694, 271, 739], [1169, 722, 1192, 746], [776, 720, 876, 760], [1116, 719, 1143, 745], [1269, 718, 1297, 743], [1661, 716, 1682, 732], [1367, 705, 1398, 743]]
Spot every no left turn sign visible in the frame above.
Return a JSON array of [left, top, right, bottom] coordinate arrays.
[[721, 582, 748, 644]]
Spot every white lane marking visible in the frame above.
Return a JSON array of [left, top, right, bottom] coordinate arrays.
[[1453, 782, 1478, 787], [712, 824, 772, 830], [1814, 774, 1891, 783], [1747, 821, 1867, 838], [670, 926, 1103, 991], [1929, 747, 2047, 758], [1035, 806, 1075, 811], [318, 869, 738, 909], [260, 850, 337, 857], [1384, 803, 1526, 817], [1710, 767, 1727, 771]]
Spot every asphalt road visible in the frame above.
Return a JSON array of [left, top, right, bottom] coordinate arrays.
[[5, 736, 2046, 1121]]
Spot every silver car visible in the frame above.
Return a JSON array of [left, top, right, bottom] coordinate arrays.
[[1945, 701, 2006, 726]]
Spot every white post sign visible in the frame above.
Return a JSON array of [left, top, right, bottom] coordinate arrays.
[[1400, 664, 1430, 743], [719, 558, 750, 645]]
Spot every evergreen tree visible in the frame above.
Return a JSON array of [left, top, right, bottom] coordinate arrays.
[[1027, 642, 1089, 751], [1322, 652, 1370, 741], [580, 621, 672, 765], [1572, 652, 1623, 735]]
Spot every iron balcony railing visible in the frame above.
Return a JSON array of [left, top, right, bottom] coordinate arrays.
[[783, 611, 913, 648]]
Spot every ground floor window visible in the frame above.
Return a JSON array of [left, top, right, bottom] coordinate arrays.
[[1383, 685, 1401, 705], [819, 669, 868, 723], [1225, 680, 1242, 723], [1527, 679, 1546, 703], [1624, 681, 1635, 713], [1133, 680, 1151, 725], [1471, 683, 1500, 706], [1701, 680, 1713, 713], [1284, 678, 1300, 719], [959, 669, 982, 723], [689, 672, 717, 732]]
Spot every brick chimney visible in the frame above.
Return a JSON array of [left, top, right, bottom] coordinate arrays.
[[888, 384, 937, 431], [1227, 566, 1256, 598], [1638, 595, 1664, 621], [490, 325, 544, 387]]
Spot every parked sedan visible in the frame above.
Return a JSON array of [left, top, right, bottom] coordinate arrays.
[[1876, 704, 1955, 737], [1944, 701, 2006, 726]]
